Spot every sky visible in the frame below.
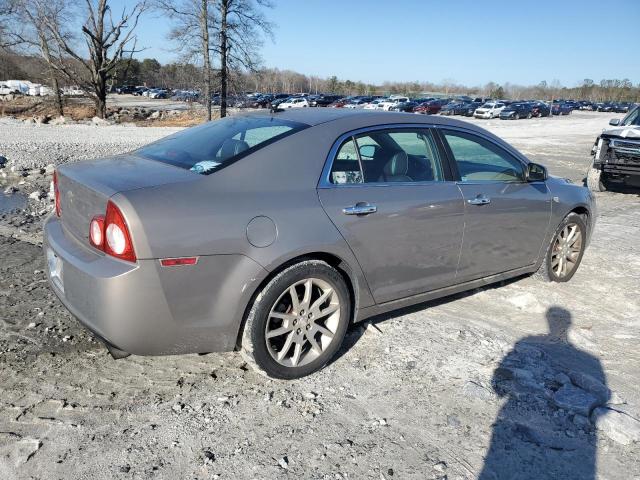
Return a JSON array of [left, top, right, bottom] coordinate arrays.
[[113, 0, 640, 87]]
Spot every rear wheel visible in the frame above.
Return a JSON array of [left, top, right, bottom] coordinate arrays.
[[527, 112, 532, 119], [535, 213, 587, 282], [587, 167, 607, 192], [241, 260, 351, 379]]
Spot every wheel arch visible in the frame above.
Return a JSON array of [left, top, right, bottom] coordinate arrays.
[[570, 205, 590, 222], [234, 250, 363, 350]]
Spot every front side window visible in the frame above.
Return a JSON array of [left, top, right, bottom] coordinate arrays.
[[622, 107, 640, 126], [442, 130, 525, 182], [137, 116, 307, 174], [329, 128, 445, 185]]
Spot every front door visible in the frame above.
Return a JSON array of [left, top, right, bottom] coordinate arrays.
[[439, 128, 552, 282], [318, 127, 465, 304]]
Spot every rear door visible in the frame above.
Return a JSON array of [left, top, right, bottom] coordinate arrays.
[[439, 128, 552, 282], [318, 126, 465, 304]]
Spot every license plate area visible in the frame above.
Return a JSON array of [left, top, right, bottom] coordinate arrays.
[[47, 248, 64, 293]]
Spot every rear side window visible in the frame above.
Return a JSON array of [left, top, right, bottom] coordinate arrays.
[[331, 138, 363, 184], [329, 128, 444, 184], [137, 116, 308, 174], [442, 130, 525, 182]]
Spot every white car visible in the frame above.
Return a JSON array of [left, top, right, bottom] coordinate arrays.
[[379, 96, 410, 111], [63, 86, 85, 96], [474, 102, 505, 119], [363, 99, 388, 110], [149, 89, 169, 99], [279, 97, 309, 108], [344, 99, 371, 109], [0, 84, 18, 95]]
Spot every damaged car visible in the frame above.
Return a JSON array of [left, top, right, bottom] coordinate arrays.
[[587, 105, 640, 191]]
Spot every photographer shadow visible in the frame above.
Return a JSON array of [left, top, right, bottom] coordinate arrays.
[[478, 306, 609, 480]]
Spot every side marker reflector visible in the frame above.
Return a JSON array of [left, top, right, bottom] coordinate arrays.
[[160, 257, 199, 267]]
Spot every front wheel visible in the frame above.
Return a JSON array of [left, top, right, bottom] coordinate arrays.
[[241, 260, 351, 379], [514, 113, 520, 120], [586, 167, 607, 192], [535, 213, 587, 282]]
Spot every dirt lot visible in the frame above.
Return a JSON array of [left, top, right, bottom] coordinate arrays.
[[1, 111, 639, 479]]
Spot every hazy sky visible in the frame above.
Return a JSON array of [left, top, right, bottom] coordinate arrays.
[[112, 0, 640, 87]]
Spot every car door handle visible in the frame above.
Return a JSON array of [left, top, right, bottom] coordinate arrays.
[[342, 202, 377, 215], [467, 195, 491, 206]]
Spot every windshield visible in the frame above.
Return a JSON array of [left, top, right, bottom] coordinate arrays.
[[137, 116, 308, 174], [622, 107, 640, 126]]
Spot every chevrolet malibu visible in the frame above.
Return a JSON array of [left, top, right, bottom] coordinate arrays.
[[44, 110, 595, 379]]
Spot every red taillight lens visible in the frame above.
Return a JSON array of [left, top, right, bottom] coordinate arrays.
[[89, 215, 105, 249], [160, 257, 198, 267], [103, 200, 136, 262], [53, 170, 61, 217]]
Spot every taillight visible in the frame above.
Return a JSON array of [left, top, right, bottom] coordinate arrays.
[[104, 200, 136, 262], [89, 215, 105, 248], [53, 170, 61, 217], [87, 201, 136, 261]]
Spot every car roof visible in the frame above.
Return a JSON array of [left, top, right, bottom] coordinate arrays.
[[242, 108, 490, 133]]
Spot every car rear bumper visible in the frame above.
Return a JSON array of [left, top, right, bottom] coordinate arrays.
[[44, 214, 267, 356]]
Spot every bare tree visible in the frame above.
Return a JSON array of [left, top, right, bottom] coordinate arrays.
[[5, 0, 71, 115], [0, 0, 19, 49], [45, 0, 147, 118], [158, 0, 272, 120], [214, 0, 272, 117], [155, 0, 215, 120]]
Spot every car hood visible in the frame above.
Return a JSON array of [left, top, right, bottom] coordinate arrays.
[[601, 125, 640, 139]]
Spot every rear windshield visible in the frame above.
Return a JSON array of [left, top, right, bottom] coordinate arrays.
[[137, 115, 308, 174]]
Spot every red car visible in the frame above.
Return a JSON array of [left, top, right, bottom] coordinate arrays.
[[329, 99, 350, 108], [413, 99, 448, 115]]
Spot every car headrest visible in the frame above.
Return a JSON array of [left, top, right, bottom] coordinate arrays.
[[220, 138, 250, 159], [383, 151, 409, 176]]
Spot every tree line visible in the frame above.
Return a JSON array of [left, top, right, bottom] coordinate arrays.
[[0, 0, 272, 119], [1, 1, 638, 121]]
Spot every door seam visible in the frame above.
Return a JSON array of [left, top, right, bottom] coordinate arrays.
[[315, 189, 377, 304]]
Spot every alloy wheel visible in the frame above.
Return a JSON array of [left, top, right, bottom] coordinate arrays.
[[551, 223, 583, 279], [265, 278, 341, 368]]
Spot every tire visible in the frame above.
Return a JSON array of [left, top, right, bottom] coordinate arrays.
[[535, 213, 587, 283], [241, 260, 351, 379], [527, 112, 532, 119], [586, 167, 606, 192], [514, 113, 520, 120]]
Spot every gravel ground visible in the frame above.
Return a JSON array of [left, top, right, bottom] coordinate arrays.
[[1, 111, 639, 479]]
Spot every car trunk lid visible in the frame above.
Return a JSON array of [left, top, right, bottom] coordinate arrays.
[[57, 154, 198, 245]]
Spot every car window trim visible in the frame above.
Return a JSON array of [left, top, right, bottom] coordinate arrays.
[[435, 126, 531, 185], [318, 123, 456, 189]]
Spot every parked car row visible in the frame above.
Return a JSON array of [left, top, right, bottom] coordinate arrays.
[[112, 85, 639, 115]]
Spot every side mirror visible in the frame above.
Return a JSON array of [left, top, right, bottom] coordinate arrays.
[[359, 144, 375, 158], [527, 162, 547, 182], [609, 118, 621, 126]]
